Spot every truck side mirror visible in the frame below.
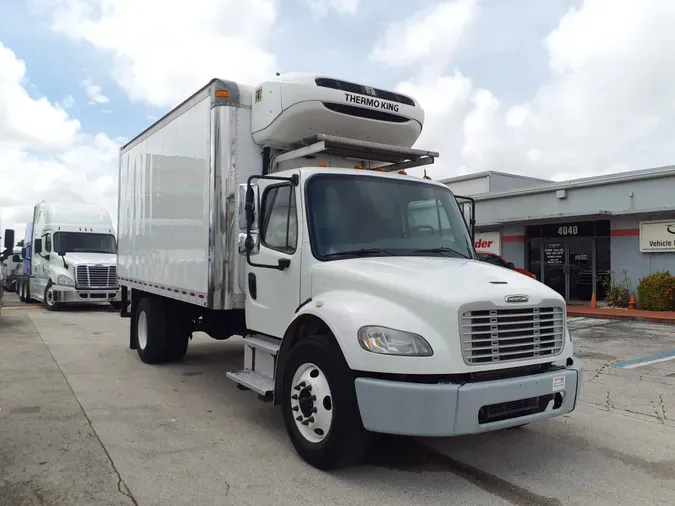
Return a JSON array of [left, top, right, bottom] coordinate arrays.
[[238, 183, 259, 231], [3, 229, 14, 250], [34, 238, 42, 254]]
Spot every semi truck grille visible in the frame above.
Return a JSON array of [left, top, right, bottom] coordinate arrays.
[[460, 306, 564, 365], [75, 265, 117, 288]]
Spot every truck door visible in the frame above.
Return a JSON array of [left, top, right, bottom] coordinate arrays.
[[244, 173, 302, 338]]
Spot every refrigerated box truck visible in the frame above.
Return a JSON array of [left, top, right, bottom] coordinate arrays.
[[117, 73, 583, 470], [18, 201, 120, 310]]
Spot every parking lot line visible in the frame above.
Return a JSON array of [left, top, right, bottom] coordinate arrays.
[[612, 349, 675, 369]]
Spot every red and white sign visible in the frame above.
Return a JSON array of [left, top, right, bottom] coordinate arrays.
[[474, 231, 501, 255]]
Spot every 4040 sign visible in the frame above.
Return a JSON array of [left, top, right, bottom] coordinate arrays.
[[557, 225, 579, 236]]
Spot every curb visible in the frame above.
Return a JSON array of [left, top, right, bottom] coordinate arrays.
[[566, 311, 675, 324]]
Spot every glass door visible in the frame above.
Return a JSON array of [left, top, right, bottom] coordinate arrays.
[[543, 240, 567, 298], [568, 237, 594, 301]]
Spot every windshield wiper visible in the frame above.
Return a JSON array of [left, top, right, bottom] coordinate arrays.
[[413, 247, 470, 259], [323, 248, 396, 259]]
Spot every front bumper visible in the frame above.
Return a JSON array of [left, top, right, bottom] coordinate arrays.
[[53, 285, 121, 303], [354, 357, 583, 437]]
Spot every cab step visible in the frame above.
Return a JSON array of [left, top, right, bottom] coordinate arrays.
[[226, 370, 274, 396], [225, 334, 281, 400], [244, 334, 281, 355]]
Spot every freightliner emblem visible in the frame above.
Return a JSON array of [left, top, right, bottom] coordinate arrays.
[[505, 295, 529, 303]]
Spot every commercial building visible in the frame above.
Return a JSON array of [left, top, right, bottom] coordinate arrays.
[[441, 166, 675, 304]]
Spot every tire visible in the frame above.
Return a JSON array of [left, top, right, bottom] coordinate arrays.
[[134, 296, 168, 364], [18, 281, 25, 303], [281, 335, 370, 470], [44, 282, 62, 311]]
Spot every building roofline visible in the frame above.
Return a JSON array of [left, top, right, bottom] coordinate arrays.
[[472, 163, 675, 201], [438, 170, 552, 185]]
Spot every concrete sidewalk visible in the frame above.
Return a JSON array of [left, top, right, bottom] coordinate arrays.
[[0, 310, 135, 506]]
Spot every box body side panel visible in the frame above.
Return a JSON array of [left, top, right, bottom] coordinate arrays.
[[118, 94, 212, 303]]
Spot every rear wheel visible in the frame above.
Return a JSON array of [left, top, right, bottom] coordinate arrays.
[[134, 297, 190, 363], [281, 335, 370, 470], [18, 281, 25, 302]]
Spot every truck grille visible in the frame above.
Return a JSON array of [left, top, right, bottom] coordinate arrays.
[[460, 306, 564, 365], [75, 265, 117, 288]]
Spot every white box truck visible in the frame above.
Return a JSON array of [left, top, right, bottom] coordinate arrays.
[[0, 228, 15, 316], [18, 202, 120, 310], [117, 73, 583, 470]]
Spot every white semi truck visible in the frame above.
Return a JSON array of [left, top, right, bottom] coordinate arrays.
[[18, 202, 120, 310], [117, 73, 583, 470], [2, 247, 24, 293], [1, 228, 15, 316]]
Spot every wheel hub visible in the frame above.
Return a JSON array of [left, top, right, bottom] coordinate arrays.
[[290, 363, 333, 443]]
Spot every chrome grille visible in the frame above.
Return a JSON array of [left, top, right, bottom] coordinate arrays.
[[75, 265, 117, 288], [461, 306, 564, 365]]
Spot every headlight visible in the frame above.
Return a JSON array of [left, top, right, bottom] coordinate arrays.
[[57, 275, 74, 286], [357, 326, 433, 356]]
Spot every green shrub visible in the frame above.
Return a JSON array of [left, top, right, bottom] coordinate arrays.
[[600, 269, 631, 308], [636, 271, 675, 311]]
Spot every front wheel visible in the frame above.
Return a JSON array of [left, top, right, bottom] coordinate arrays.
[[44, 282, 62, 311], [281, 335, 370, 470]]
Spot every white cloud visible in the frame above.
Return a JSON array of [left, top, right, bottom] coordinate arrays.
[[44, 0, 280, 108], [370, 0, 479, 70], [393, 0, 675, 181], [305, 0, 360, 17], [0, 42, 80, 151], [60, 94, 76, 109], [80, 77, 109, 104], [0, 43, 120, 239]]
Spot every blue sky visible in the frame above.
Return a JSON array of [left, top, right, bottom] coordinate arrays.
[[0, 0, 576, 141], [1, 0, 675, 236]]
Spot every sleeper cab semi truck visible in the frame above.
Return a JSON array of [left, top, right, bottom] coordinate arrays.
[[17, 202, 120, 310], [0, 228, 15, 316], [116, 73, 583, 470]]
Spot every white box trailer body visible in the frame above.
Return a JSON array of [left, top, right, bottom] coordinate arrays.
[[117, 73, 583, 470], [18, 201, 120, 310]]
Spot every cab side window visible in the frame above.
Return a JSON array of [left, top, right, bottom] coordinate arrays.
[[260, 185, 298, 253]]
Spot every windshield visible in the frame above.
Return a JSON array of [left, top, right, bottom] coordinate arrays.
[[305, 173, 475, 260], [53, 232, 117, 254]]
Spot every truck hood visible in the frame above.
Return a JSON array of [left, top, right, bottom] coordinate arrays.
[[311, 256, 562, 308], [62, 252, 117, 267]]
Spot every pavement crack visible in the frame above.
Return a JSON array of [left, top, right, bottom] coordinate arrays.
[[605, 390, 615, 411], [658, 395, 667, 422], [402, 442, 562, 506], [28, 317, 139, 506], [589, 361, 613, 383]]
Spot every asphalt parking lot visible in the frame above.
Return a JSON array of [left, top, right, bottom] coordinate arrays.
[[1, 293, 674, 506]]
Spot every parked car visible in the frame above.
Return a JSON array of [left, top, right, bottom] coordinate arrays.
[[476, 251, 537, 279]]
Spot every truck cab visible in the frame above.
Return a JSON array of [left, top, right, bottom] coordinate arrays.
[[24, 202, 120, 310], [2, 247, 24, 292], [1, 228, 15, 315]]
